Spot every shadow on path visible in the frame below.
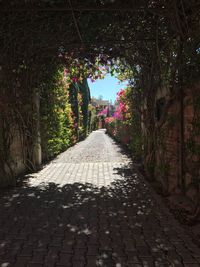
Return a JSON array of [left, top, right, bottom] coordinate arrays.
[[0, 164, 200, 267]]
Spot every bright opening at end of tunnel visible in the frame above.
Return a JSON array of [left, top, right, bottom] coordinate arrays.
[[87, 73, 128, 103]]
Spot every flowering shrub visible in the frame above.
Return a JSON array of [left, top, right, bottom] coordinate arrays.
[[98, 106, 109, 117], [41, 69, 75, 159], [105, 117, 115, 124], [113, 88, 131, 122], [41, 67, 92, 159], [105, 87, 132, 145]]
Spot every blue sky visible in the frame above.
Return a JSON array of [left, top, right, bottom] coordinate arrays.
[[87, 74, 128, 103]]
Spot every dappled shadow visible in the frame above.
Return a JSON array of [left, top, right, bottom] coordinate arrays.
[[0, 164, 199, 267]]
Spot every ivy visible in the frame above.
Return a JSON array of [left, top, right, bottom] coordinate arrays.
[[40, 67, 74, 159]]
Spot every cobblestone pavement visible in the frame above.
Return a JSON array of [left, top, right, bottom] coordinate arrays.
[[0, 129, 200, 267]]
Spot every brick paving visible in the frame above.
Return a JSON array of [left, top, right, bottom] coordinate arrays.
[[0, 129, 200, 267]]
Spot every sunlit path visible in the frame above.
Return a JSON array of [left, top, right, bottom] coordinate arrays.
[[0, 130, 200, 267], [29, 129, 130, 188]]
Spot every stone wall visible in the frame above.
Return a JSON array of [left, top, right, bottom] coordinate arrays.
[[152, 83, 200, 216], [183, 84, 200, 207], [0, 124, 26, 187], [9, 125, 26, 177], [155, 98, 180, 195], [0, 91, 41, 187]]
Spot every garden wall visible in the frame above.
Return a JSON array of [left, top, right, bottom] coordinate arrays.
[[152, 83, 200, 218], [154, 93, 180, 195], [106, 83, 200, 218]]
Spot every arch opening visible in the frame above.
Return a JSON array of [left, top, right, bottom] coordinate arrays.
[[1, 0, 200, 220]]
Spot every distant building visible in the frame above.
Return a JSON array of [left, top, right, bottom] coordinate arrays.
[[91, 97, 116, 118], [91, 98, 110, 109]]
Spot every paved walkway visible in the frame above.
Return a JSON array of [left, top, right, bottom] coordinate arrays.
[[0, 129, 200, 267]]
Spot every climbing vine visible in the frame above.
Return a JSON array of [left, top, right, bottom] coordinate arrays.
[[40, 67, 74, 159]]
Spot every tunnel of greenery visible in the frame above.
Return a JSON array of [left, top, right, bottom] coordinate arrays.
[[1, 0, 200, 221]]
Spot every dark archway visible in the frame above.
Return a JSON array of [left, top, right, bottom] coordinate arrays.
[[1, 0, 200, 220]]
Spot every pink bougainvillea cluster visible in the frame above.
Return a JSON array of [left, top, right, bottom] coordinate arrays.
[[105, 88, 132, 145], [63, 68, 79, 85], [116, 88, 125, 101], [62, 59, 109, 87], [113, 89, 128, 121], [98, 106, 109, 117]]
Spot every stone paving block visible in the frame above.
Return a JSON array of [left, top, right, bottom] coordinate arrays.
[[113, 256, 127, 265], [58, 252, 73, 264], [44, 252, 59, 265], [14, 256, 32, 266], [10, 240, 24, 251], [126, 251, 140, 263], [20, 246, 34, 257], [27, 263, 43, 267], [86, 256, 99, 266], [72, 261, 85, 267], [155, 263, 171, 267], [127, 263, 143, 267], [2, 248, 20, 262], [99, 239, 112, 248], [32, 249, 47, 262], [87, 245, 99, 256], [140, 257, 155, 267], [112, 247, 126, 256], [137, 246, 151, 257], [72, 253, 85, 262], [0, 262, 12, 267], [44, 263, 57, 267], [177, 251, 198, 263], [56, 265, 72, 267], [61, 245, 74, 254]]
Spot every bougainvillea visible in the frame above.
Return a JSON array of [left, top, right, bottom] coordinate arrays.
[[105, 87, 132, 145], [98, 106, 109, 117], [62, 56, 111, 88], [112, 88, 131, 123], [105, 117, 115, 124]]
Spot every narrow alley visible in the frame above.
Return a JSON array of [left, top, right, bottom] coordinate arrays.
[[0, 130, 200, 267]]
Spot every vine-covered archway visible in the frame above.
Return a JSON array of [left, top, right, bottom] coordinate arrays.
[[1, 0, 200, 220]]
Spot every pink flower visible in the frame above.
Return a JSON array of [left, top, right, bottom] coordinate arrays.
[[72, 77, 78, 83], [97, 106, 109, 116]]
